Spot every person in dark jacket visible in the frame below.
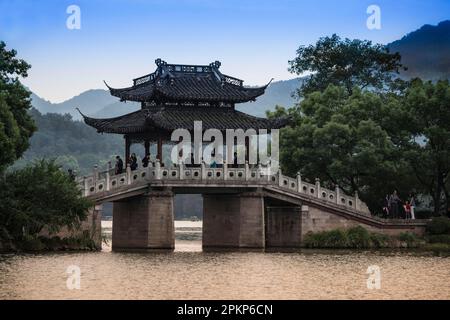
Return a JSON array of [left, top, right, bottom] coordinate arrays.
[[115, 156, 124, 174], [142, 153, 150, 168], [130, 153, 138, 171]]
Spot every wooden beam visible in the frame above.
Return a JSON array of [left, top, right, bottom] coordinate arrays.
[[157, 137, 163, 163], [144, 140, 150, 156], [125, 136, 131, 165]]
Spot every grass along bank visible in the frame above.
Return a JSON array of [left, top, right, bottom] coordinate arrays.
[[302, 217, 450, 255]]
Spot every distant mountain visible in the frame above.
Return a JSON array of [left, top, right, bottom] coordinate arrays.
[[238, 78, 303, 117], [31, 89, 119, 120], [388, 20, 450, 80]]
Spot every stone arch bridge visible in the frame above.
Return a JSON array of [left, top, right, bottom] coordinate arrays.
[[78, 161, 426, 250]]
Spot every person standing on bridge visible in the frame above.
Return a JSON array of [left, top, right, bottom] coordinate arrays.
[[142, 153, 150, 168], [130, 153, 138, 171], [389, 190, 401, 219], [115, 156, 124, 175]]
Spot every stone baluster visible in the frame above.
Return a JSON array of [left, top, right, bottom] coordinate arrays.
[[106, 171, 110, 191], [297, 172, 302, 193], [126, 164, 131, 184], [315, 178, 321, 198], [245, 161, 250, 181], [201, 161, 206, 180], [354, 191, 360, 210], [93, 165, 98, 183], [223, 160, 228, 180], [179, 160, 184, 180], [155, 159, 161, 180], [335, 185, 341, 204], [83, 176, 89, 196], [278, 169, 283, 187]]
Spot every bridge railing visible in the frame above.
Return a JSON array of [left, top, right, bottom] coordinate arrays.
[[78, 160, 370, 215]]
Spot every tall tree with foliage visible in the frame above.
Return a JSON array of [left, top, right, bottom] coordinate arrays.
[[402, 79, 450, 215], [268, 85, 414, 213], [288, 34, 405, 97], [0, 41, 36, 172]]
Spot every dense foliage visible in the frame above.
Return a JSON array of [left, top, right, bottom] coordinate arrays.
[[402, 79, 450, 214], [0, 160, 92, 242], [13, 108, 123, 175], [288, 34, 405, 96], [0, 41, 36, 173], [270, 35, 450, 215]]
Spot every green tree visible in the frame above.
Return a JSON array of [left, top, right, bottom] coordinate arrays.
[[268, 85, 415, 213], [0, 159, 92, 240], [288, 34, 405, 97], [0, 41, 36, 172], [402, 79, 450, 215]]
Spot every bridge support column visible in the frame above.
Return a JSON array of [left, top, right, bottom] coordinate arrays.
[[265, 206, 302, 247], [203, 192, 265, 248], [112, 189, 174, 250]]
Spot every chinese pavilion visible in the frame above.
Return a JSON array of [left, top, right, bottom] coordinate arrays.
[[79, 59, 287, 164]]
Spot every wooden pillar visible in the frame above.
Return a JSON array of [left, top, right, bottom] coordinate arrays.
[[125, 136, 131, 164], [157, 137, 163, 163], [245, 136, 250, 164], [144, 140, 150, 156]]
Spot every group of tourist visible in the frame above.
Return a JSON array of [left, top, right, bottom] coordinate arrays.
[[114, 153, 153, 175], [382, 190, 416, 219]]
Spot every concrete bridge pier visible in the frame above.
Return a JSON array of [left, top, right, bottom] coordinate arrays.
[[202, 192, 265, 248], [265, 206, 302, 247], [112, 189, 175, 250]]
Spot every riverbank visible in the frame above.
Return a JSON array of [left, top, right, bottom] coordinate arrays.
[[302, 224, 450, 256], [0, 234, 101, 253]]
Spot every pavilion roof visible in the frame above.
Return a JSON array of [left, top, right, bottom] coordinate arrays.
[[104, 59, 271, 104], [78, 106, 289, 134]]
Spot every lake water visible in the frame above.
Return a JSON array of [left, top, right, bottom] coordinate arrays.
[[0, 221, 449, 300]]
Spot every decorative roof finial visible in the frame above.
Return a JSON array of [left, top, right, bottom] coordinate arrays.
[[155, 58, 166, 67], [210, 60, 221, 69]]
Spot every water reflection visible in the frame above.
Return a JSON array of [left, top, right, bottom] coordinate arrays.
[[0, 221, 449, 300]]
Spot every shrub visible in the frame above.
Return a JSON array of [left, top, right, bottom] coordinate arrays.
[[303, 230, 347, 248], [427, 234, 450, 244], [398, 232, 420, 247], [426, 217, 450, 235], [369, 232, 390, 248], [346, 226, 370, 248]]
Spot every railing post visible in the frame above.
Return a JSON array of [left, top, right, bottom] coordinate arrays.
[[106, 171, 110, 191], [245, 161, 250, 181], [201, 161, 206, 180], [179, 160, 184, 180], [297, 172, 302, 193], [126, 164, 131, 184], [93, 165, 98, 184], [155, 159, 161, 180], [223, 160, 228, 181], [83, 176, 89, 196], [335, 185, 341, 204], [278, 169, 283, 187], [315, 178, 321, 198], [354, 191, 360, 210]]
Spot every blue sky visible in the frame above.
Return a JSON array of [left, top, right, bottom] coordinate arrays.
[[0, 0, 449, 102]]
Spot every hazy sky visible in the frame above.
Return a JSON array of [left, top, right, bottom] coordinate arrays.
[[0, 0, 449, 102]]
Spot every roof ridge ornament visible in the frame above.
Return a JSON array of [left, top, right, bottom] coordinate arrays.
[[210, 61, 221, 69], [155, 58, 167, 67]]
